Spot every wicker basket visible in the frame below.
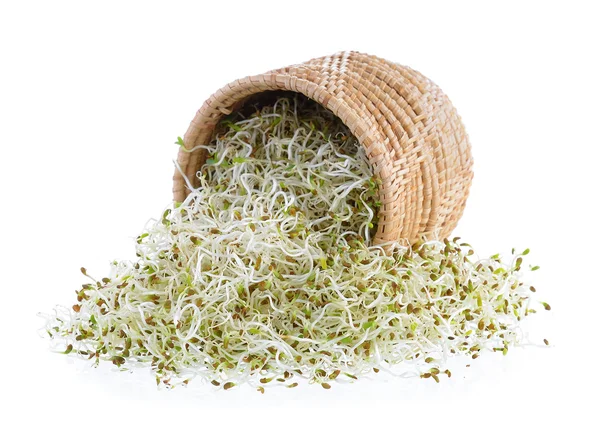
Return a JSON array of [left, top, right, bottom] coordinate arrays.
[[173, 51, 473, 246]]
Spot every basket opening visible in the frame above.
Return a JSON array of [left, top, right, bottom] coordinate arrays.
[[205, 91, 381, 241]]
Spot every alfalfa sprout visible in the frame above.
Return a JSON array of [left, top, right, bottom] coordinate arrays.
[[41, 96, 549, 390]]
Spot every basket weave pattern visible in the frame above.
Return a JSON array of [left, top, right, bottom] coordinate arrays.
[[173, 51, 473, 245]]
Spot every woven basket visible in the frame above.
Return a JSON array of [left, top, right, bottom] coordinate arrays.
[[173, 51, 473, 246]]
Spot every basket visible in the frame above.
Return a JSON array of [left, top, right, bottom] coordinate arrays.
[[173, 51, 473, 246]]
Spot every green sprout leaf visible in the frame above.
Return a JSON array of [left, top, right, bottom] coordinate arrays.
[[362, 321, 376, 330]]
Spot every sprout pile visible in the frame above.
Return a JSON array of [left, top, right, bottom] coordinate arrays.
[[42, 96, 549, 391]]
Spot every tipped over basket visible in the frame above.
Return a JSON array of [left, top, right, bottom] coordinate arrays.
[[173, 51, 473, 246]]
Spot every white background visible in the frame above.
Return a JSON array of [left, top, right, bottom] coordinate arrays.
[[1, 1, 598, 423]]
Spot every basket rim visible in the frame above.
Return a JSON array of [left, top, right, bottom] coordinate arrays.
[[173, 58, 403, 245]]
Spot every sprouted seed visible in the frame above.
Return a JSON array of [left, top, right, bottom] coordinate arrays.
[[41, 96, 547, 390]]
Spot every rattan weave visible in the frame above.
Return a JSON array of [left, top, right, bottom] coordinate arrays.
[[173, 51, 473, 245]]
